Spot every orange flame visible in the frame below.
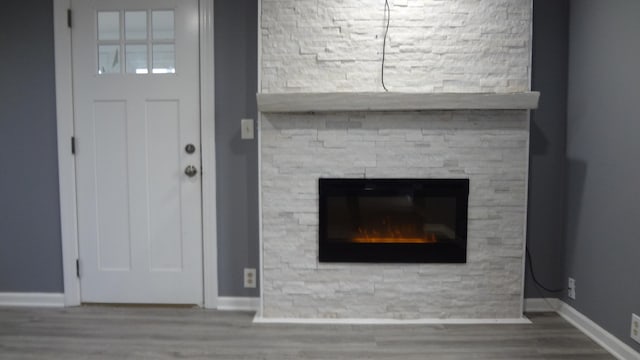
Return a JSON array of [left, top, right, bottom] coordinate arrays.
[[352, 220, 438, 244], [351, 235, 437, 244]]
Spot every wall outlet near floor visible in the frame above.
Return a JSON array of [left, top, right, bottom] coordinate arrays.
[[567, 277, 576, 300], [244, 268, 256, 288], [631, 313, 640, 344]]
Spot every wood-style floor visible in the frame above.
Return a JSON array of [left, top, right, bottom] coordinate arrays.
[[0, 306, 614, 359]]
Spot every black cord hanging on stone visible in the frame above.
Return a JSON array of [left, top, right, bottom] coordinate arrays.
[[381, 0, 390, 91]]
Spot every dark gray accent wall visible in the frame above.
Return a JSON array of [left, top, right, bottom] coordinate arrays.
[[564, 0, 640, 351], [524, 0, 569, 298], [0, 0, 64, 293], [214, 0, 260, 296]]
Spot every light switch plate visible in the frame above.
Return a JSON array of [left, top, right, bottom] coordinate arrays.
[[241, 118, 254, 140]]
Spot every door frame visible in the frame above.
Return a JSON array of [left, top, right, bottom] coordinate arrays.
[[53, 0, 218, 308]]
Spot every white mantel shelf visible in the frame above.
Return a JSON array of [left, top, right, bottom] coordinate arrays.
[[257, 92, 540, 113]]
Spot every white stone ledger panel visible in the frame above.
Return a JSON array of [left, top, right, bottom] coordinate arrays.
[[261, 110, 529, 319], [261, 0, 532, 93]]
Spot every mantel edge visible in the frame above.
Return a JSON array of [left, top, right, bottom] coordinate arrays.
[[257, 92, 540, 113]]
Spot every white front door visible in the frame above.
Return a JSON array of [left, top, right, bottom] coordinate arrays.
[[72, 0, 202, 304]]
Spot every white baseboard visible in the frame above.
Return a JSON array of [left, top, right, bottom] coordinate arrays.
[[557, 303, 640, 360], [524, 297, 562, 312], [253, 316, 531, 325], [217, 297, 259, 312], [0, 293, 65, 308]]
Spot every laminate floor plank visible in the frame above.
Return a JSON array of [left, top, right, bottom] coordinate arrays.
[[0, 307, 614, 359]]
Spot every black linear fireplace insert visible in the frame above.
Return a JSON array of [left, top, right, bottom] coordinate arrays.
[[319, 178, 469, 263]]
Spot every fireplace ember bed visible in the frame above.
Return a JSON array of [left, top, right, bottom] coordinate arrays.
[[319, 178, 469, 264]]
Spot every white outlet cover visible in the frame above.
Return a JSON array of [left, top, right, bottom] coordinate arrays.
[[244, 268, 256, 288], [632, 313, 640, 344], [567, 277, 576, 300]]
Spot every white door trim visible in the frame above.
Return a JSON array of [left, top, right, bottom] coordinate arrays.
[[53, 0, 217, 308], [54, 0, 80, 307], [198, 0, 218, 309]]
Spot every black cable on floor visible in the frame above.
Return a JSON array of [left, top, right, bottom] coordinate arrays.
[[381, 0, 390, 91], [525, 246, 564, 293]]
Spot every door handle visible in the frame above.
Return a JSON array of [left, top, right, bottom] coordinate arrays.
[[184, 165, 198, 177]]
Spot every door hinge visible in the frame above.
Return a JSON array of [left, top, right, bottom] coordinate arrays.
[[67, 9, 72, 28], [71, 136, 76, 155], [76, 259, 80, 278]]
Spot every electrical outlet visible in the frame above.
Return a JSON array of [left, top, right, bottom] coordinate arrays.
[[241, 118, 254, 140], [631, 313, 640, 344], [244, 268, 256, 288], [568, 277, 576, 300]]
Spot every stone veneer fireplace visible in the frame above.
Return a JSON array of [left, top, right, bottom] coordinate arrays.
[[258, 107, 535, 320], [257, 0, 537, 320]]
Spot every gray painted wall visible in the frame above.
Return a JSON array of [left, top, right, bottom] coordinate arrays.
[[0, 0, 64, 293], [564, 0, 640, 351], [214, 0, 259, 297], [525, 0, 569, 298]]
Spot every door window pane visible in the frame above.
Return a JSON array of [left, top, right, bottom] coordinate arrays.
[[152, 44, 175, 74], [152, 11, 174, 40], [98, 45, 121, 74], [126, 45, 148, 74], [97, 9, 178, 76], [98, 12, 120, 41], [125, 11, 147, 40]]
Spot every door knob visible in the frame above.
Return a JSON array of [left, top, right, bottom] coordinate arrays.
[[184, 165, 198, 177]]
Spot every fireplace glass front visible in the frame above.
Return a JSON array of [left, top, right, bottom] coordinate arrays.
[[319, 178, 469, 263]]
